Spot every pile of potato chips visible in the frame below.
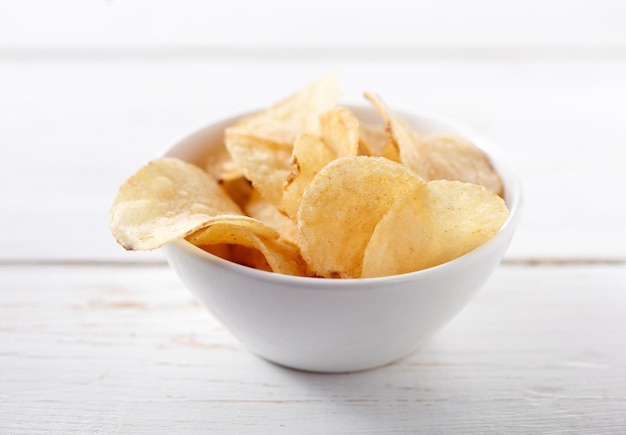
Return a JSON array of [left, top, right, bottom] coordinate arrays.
[[110, 73, 509, 278]]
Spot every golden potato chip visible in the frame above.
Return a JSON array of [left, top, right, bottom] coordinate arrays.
[[233, 72, 342, 144], [245, 189, 300, 246], [205, 148, 242, 182], [297, 155, 424, 278], [364, 92, 418, 160], [110, 157, 243, 251], [365, 92, 503, 195], [187, 216, 307, 276], [201, 244, 272, 272], [361, 180, 509, 277], [406, 134, 503, 196], [319, 106, 360, 157], [358, 122, 400, 162], [189, 214, 279, 241], [220, 176, 255, 209], [282, 133, 336, 220], [224, 128, 293, 208]]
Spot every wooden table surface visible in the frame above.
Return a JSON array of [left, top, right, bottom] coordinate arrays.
[[1, 1, 625, 433]]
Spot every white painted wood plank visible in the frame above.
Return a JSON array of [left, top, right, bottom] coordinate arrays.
[[1, 60, 625, 261], [2, 0, 626, 49], [1, 264, 625, 433]]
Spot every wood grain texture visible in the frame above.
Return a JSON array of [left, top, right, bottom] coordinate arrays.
[[2, 2, 625, 432], [1, 264, 625, 434]]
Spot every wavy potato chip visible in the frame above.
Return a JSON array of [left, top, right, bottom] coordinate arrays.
[[110, 157, 243, 250], [282, 134, 336, 220], [361, 180, 509, 277], [233, 72, 342, 144], [203, 244, 273, 272], [364, 92, 418, 162], [319, 106, 360, 157], [224, 128, 293, 208], [245, 189, 300, 246], [220, 176, 255, 209], [205, 147, 243, 183], [358, 122, 400, 162], [407, 134, 503, 196], [297, 155, 425, 278], [365, 92, 503, 196], [187, 216, 307, 276]]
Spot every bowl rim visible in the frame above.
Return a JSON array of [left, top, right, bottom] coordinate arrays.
[[163, 104, 523, 286]]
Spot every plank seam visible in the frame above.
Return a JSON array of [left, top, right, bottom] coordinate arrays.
[[0, 258, 624, 268], [2, 45, 626, 62]]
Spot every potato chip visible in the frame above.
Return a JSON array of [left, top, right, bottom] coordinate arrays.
[[319, 106, 360, 157], [224, 128, 293, 208], [220, 176, 255, 209], [364, 92, 417, 158], [361, 180, 509, 277], [233, 72, 342, 144], [282, 133, 336, 220], [110, 157, 243, 251], [358, 122, 400, 161], [365, 92, 503, 196], [187, 216, 307, 276], [406, 134, 503, 196], [297, 155, 424, 278], [245, 189, 300, 246], [206, 244, 273, 272], [205, 148, 243, 182]]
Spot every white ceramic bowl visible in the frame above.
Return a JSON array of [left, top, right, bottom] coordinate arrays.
[[162, 106, 522, 373]]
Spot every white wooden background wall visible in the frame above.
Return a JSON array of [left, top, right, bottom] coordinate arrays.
[[1, 1, 625, 433]]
